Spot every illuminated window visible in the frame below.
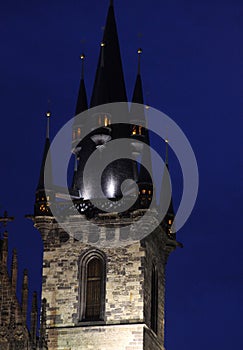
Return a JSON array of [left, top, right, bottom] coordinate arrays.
[[168, 219, 172, 225], [132, 125, 137, 135], [79, 250, 106, 322], [142, 189, 146, 194], [148, 190, 152, 195], [138, 126, 142, 135], [39, 204, 46, 212], [46, 196, 50, 201], [77, 127, 81, 137], [104, 115, 110, 127]]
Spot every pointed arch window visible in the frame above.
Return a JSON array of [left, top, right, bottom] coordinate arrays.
[[79, 250, 106, 322], [151, 262, 158, 333]]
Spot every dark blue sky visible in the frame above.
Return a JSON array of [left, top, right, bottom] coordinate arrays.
[[0, 1, 242, 349]]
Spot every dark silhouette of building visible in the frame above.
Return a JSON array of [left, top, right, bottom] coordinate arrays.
[[1, 1, 181, 349]]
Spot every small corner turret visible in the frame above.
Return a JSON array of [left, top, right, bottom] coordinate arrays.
[[35, 111, 53, 217]]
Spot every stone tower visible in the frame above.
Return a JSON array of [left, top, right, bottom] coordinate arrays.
[[33, 2, 180, 349]]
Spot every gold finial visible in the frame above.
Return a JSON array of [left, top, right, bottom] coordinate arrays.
[[137, 48, 142, 74], [101, 43, 105, 68], [45, 110, 51, 138], [80, 53, 85, 79]]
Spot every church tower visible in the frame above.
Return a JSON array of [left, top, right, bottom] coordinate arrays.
[[33, 2, 180, 349]]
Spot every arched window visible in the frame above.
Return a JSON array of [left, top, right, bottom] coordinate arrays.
[[151, 262, 158, 333], [79, 250, 106, 322]]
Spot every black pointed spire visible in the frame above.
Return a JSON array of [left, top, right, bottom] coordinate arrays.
[[160, 139, 175, 237], [90, 1, 127, 107], [35, 112, 53, 216], [132, 48, 144, 105], [75, 54, 88, 115], [36, 111, 52, 191]]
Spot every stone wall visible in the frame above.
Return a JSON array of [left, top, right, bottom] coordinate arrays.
[[47, 324, 145, 350], [143, 227, 167, 346], [41, 238, 145, 327], [34, 213, 175, 350]]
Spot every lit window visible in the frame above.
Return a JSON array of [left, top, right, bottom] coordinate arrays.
[[139, 126, 142, 135], [77, 127, 81, 137], [132, 125, 137, 135], [148, 190, 151, 195], [40, 204, 46, 212], [104, 115, 109, 127], [142, 189, 146, 194]]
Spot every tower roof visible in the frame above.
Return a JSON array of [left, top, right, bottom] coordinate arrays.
[[75, 54, 88, 116], [159, 140, 175, 223], [36, 112, 52, 191], [130, 49, 152, 187], [132, 49, 144, 105], [90, 1, 127, 107]]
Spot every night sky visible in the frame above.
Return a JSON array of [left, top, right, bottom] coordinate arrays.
[[1, 1, 242, 349]]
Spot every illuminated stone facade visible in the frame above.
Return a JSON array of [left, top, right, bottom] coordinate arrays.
[[34, 214, 176, 350]]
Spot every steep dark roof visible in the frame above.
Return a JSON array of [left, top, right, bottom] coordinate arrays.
[[36, 117, 52, 191], [130, 64, 152, 186], [132, 73, 144, 105], [75, 55, 88, 116], [90, 2, 127, 107], [159, 142, 175, 220], [75, 78, 88, 115]]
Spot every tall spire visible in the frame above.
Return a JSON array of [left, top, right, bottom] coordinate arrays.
[[75, 54, 88, 115], [90, 1, 127, 107], [36, 111, 52, 191], [132, 48, 144, 105], [21, 268, 28, 325], [1, 231, 8, 266], [11, 248, 18, 293], [131, 49, 152, 186], [160, 139, 175, 236]]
